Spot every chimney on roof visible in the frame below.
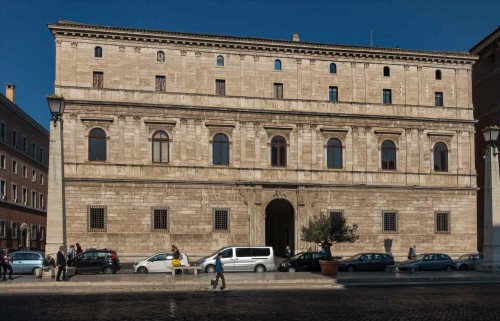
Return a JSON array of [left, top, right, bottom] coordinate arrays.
[[6, 84, 15, 103], [292, 33, 300, 42]]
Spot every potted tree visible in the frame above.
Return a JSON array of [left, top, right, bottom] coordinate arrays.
[[301, 213, 359, 276]]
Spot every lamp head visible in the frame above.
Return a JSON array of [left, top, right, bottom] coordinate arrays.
[[482, 126, 500, 146], [46, 95, 65, 125]]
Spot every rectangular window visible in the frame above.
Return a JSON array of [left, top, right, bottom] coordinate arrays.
[[328, 86, 338, 102], [31, 224, 37, 240], [88, 206, 107, 232], [40, 194, 44, 209], [12, 183, 17, 202], [32, 170, 36, 182], [31, 190, 37, 208], [213, 208, 230, 232], [39, 147, 44, 164], [152, 207, 169, 231], [93, 71, 104, 88], [12, 160, 17, 174], [383, 89, 392, 104], [40, 174, 44, 186], [11, 222, 18, 239], [22, 187, 28, 205], [382, 212, 398, 232], [435, 92, 443, 107], [0, 122, 5, 142], [0, 154, 5, 169], [22, 165, 27, 179], [39, 226, 45, 241], [32, 142, 36, 159], [155, 75, 166, 92], [12, 129, 17, 148], [328, 210, 344, 222], [274, 83, 283, 99], [0, 220, 6, 238], [0, 179, 6, 199], [22, 136, 27, 154], [435, 212, 450, 233], [215, 79, 226, 96]]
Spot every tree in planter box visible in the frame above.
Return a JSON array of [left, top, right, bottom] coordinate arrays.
[[301, 213, 359, 261]]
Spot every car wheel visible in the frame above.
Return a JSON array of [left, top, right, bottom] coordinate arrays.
[[346, 265, 355, 272], [288, 267, 296, 273], [103, 266, 114, 274], [136, 267, 148, 274], [445, 265, 453, 271], [205, 265, 215, 273], [459, 264, 468, 271], [255, 265, 266, 273]]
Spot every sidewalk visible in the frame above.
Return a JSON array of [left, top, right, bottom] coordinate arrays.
[[2, 271, 500, 293]]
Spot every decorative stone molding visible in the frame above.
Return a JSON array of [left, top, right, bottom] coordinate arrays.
[[71, 42, 78, 48], [374, 129, 403, 146], [427, 132, 454, 148], [119, 45, 125, 52], [195, 51, 202, 57], [319, 127, 349, 144], [181, 50, 187, 56], [145, 119, 177, 138], [134, 46, 141, 53], [205, 122, 236, 139], [81, 117, 114, 131], [264, 125, 294, 141]]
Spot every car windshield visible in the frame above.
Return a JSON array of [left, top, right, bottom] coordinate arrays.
[[349, 254, 363, 260], [291, 252, 304, 260], [207, 248, 225, 258], [458, 254, 473, 260], [413, 254, 425, 260]]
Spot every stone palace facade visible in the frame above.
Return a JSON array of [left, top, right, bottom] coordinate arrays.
[[49, 21, 478, 261]]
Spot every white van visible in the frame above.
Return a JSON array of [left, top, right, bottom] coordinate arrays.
[[195, 246, 275, 273]]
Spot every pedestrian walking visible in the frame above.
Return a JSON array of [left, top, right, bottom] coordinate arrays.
[[67, 245, 75, 261], [407, 247, 413, 260], [36, 255, 56, 278], [1, 249, 14, 281], [212, 252, 226, 291], [56, 246, 67, 281], [75, 243, 83, 255], [411, 245, 417, 259]]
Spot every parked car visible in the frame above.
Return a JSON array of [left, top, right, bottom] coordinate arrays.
[[278, 251, 326, 272], [338, 253, 395, 272], [68, 249, 120, 274], [133, 252, 189, 274], [398, 253, 454, 272], [454, 253, 483, 271], [195, 246, 275, 273], [9, 250, 44, 275]]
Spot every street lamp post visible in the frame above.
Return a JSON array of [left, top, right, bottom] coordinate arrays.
[[45, 95, 66, 257], [478, 126, 500, 272]]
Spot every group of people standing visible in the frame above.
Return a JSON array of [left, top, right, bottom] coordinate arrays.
[[407, 245, 417, 259], [35, 243, 83, 280]]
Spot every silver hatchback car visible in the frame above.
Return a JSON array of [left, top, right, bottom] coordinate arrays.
[[9, 250, 44, 275]]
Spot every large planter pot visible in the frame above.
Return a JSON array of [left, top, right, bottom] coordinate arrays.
[[319, 260, 340, 277]]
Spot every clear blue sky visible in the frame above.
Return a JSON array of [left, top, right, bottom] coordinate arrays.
[[0, 0, 498, 129]]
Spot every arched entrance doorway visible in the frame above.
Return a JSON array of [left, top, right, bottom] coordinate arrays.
[[265, 199, 294, 257]]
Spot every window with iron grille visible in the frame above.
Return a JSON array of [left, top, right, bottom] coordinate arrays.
[[213, 208, 230, 232], [152, 207, 169, 231], [328, 210, 344, 227], [382, 212, 398, 233], [435, 212, 450, 233], [93, 71, 104, 88], [88, 206, 107, 232]]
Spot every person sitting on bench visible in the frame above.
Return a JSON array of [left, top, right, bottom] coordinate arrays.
[[36, 254, 55, 278]]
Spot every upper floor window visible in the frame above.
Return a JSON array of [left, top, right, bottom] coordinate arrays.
[[157, 51, 165, 62], [383, 212, 398, 233], [0, 179, 6, 199], [435, 70, 442, 80], [0, 154, 5, 169], [152, 131, 169, 163], [94, 46, 102, 58], [271, 136, 287, 167], [328, 86, 338, 102], [330, 63, 337, 74], [39, 147, 44, 165], [0, 122, 5, 142], [435, 92, 443, 107], [12, 160, 17, 174], [274, 59, 282, 71], [93, 71, 104, 88], [216, 79, 226, 96], [88, 128, 106, 161], [327, 138, 342, 169], [155, 75, 166, 92], [381, 140, 396, 170], [383, 66, 390, 77], [12, 129, 17, 148], [213, 133, 229, 166], [216, 55, 225, 67], [32, 142, 36, 159], [383, 89, 392, 104], [433, 142, 448, 172], [274, 83, 283, 99], [22, 136, 27, 154]]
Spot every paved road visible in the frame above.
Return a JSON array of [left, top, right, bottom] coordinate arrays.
[[1, 284, 499, 320]]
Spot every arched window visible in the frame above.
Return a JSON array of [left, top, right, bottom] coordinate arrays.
[[157, 51, 165, 63], [274, 59, 282, 71], [383, 66, 390, 77], [213, 133, 229, 165], [433, 142, 448, 172], [381, 140, 396, 170], [327, 138, 342, 169], [435, 70, 442, 80], [152, 131, 169, 163], [330, 63, 337, 74], [216, 55, 225, 67], [88, 128, 106, 161], [271, 136, 287, 167], [94, 46, 102, 58]]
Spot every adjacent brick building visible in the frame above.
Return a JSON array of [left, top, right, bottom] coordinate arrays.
[[0, 85, 49, 250], [48, 21, 478, 262]]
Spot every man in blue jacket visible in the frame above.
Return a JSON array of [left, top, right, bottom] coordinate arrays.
[[212, 252, 226, 291]]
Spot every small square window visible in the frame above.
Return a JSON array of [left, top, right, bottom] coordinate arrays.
[[152, 207, 169, 231], [382, 212, 398, 233], [213, 208, 230, 232], [435, 212, 450, 233], [88, 206, 107, 232]]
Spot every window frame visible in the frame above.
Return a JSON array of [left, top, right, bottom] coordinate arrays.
[[274, 59, 282, 71], [381, 140, 397, 170], [151, 130, 169, 163], [155, 75, 166, 92], [383, 66, 390, 77], [326, 138, 343, 169], [433, 142, 448, 172], [435, 70, 442, 80], [382, 211, 398, 233], [383, 89, 392, 104], [435, 211, 450, 233], [0, 153, 5, 169], [0, 219, 6, 238], [212, 133, 230, 166], [0, 122, 5, 142], [329, 63, 337, 74], [213, 208, 230, 232], [151, 207, 169, 232], [94, 46, 103, 58], [11, 183, 17, 202], [31, 224, 37, 240], [93, 71, 104, 88], [87, 206, 107, 232], [156, 51, 165, 63], [435, 92, 444, 107], [31, 190, 36, 208], [216, 55, 225, 67], [22, 187, 28, 205], [271, 136, 287, 167], [88, 128, 107, 162], [215, 79, 226, 96], [328, 86, 338, 102], [0, 179, 6, 199], [22, 165, 27, 179], [11, 221, 18, 239], [22, 136, 28, 154], [12, 159, 17, 174], [12, 129, 17, 149], [40, 193, 44, 210], [274, 82, 283, 99]]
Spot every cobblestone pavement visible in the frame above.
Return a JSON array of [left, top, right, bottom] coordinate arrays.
[[1, 283, 499, 320]]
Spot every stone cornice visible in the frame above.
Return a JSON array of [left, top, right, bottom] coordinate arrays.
[[80, 117, 114, 122], [0, 94, 49, 138], [48, 21, 477, 65]]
